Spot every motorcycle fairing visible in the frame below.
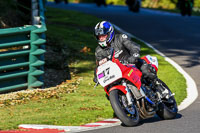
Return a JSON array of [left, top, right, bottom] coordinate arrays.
[[112, 58, 142, 89], [97, 61, 122, 87], [106, 85, 127, 96], [141, 55, 158, 72]]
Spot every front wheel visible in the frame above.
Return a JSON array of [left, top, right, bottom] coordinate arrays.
[[156, 79, 178, 119], [109, 90, 140, 126]]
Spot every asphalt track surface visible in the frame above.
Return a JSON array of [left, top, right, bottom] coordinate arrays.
[[47, 3, 200, 133]]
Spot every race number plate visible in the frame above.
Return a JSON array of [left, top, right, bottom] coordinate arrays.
[[97, 61, 122, 87]]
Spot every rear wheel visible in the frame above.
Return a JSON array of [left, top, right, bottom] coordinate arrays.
[[156, 79, 178, 119], [109, 90, 140, 126]]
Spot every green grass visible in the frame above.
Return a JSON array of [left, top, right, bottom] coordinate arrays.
[[0, 86, 112, 129], [0, 7, 186, 130]]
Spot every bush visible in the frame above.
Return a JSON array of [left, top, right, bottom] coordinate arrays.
[[0, 0, 33, 28], [194, 0, 200, 8], [69, 0, 125, 5], [106, 0, 125, 5], [142, 0, 177, 9]]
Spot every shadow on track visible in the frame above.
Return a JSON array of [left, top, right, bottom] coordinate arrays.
[[120, 113, 182, 127]]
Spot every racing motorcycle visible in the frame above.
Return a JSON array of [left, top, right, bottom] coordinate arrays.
[[95, 50, 178, 126]]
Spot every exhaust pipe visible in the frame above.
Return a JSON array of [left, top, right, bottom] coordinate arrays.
[[136, 98, 155, 119]]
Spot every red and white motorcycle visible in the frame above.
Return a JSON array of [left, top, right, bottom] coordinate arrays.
[[96, 51, 178, 126]]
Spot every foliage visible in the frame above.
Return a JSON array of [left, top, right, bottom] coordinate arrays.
[[0, 75, 82, 107], [48, 0, 200, 10], [142, 0, 200, 10], [194, 0, 200, 8], [0, 0, 30, 28], [141, 0, 200, 15], [79, 0, 94, 3], [142, 0, 177, 9], [50, 0, 126, 5], [49, 0, 95, 3], [106, 0, 126, 5]]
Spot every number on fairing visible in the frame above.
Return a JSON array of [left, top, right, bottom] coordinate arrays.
[[97, 61, 122, 87]]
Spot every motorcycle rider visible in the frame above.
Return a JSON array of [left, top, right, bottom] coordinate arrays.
[[93, 21, 157, 84]]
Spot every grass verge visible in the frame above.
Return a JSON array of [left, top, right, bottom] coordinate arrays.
[[0, 7, 186, 130]]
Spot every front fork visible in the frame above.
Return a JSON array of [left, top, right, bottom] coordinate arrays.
[[122, 81, 133, 106]]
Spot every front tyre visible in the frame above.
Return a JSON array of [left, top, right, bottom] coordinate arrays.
[[156, 80, 178, 119], [109, 90, 140, 126]]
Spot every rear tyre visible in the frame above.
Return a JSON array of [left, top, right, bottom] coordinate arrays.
[[109, 90, 140, 126], [156, 80, 178, 119]]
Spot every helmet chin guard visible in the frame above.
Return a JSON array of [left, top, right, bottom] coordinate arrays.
[[99, 41, 107, 47]]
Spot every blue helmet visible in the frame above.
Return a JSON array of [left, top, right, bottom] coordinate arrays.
[[94, 21, 115, 47]]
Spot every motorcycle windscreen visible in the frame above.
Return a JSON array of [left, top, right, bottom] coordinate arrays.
[[145, 55, 158, 69], [97, 61, 122, 87]]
